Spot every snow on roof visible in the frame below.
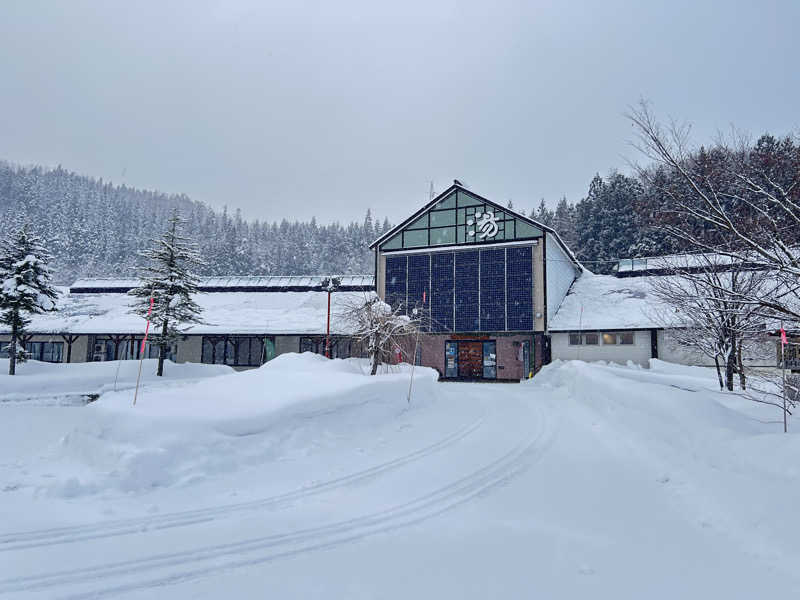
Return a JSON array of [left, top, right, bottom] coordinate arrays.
[[69, 276, 374, 293], [1, 289, 376, 336], [549, 272, 674, 331]]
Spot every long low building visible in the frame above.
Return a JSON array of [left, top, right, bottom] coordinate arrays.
[[2, 181, 790, 379], [548, 271, 776, 368], [0, 276, 374, 368]]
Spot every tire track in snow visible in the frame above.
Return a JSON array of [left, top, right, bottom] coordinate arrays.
[[0, 400, 556, 599], [0, 413, 485, 552]]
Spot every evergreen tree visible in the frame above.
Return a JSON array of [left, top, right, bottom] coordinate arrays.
[[574, 173, 642, 274], [534, 199, 554, 227], [0, 221, 58, 375], [129, 210, 204, 377], [551, 196, 577, 248]]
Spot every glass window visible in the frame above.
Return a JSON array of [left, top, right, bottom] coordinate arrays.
[[407, 214, 428, 229], [382, 233, 402, 250], [568, 334, 582, 346], [602, 333, 617, 345], [403, 229, 428, 248], [456, 190, 482, 206], [515, 220, 542, 239], [584, 333, 599, 345], [430, 227, 455, 246], [430, 210, 456, 227], [436, 192, 456, 209], [619, 332, 635, 345], [0, 340, 8, 358]]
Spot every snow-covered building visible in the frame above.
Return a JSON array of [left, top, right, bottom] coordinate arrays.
[[370, 181, 582, 381], [549, 269, 775, 368], [0, 277, 374, 369]]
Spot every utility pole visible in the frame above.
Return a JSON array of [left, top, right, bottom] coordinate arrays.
[[322, 276, 341, 359]]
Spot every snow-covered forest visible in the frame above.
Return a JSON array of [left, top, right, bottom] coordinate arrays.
[[0, 162, 391, 284], [2, 131, 798, 283]]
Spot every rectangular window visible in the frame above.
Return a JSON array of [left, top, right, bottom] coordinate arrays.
[[402, 229, 428, 248], [429, 210, 456, 227], [602, 333, 617, 345], [619, 332, 635, 345], [202, 336, 272, 366], [25, 341, 64, 363], [430, 227, 455, 246], [584, 333, 599, 345], [568, 334, 582, 346]]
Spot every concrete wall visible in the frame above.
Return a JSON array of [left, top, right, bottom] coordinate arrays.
[[551, 330, 653, 366], [532, 242, 545, 332], [657, 329, 775, 368], [545, 232, 578, 327]]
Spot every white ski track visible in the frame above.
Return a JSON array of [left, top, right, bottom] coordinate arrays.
[[1, 400, 555, 600], [0, 413, 486, 553]]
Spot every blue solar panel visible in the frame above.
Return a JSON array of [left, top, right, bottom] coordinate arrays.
[[455, 251, 479, 331], [385, 255, 407, 310], [431, 252, 454, 332], [407, 255, 430, 325], [506, 246, 533, 330], [480, 249, 505, 331]]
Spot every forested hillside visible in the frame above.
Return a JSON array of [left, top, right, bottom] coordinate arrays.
[[3, 133, 796, 282], [0, 162, 390, 284]]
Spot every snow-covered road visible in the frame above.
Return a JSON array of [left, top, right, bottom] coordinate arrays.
[[1, 357, 799, 599]]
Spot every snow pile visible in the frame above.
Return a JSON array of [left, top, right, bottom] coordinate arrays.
[[1, 353, 439, 499], [0, 358, 232, 404]]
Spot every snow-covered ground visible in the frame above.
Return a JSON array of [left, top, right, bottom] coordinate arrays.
[[1, 355, 798, 599]]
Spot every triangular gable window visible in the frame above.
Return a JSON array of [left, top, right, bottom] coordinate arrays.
[[379, 189, 542, 251]]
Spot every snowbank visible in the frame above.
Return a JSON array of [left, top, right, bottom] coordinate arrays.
[[1, 353, 439, 499], [0, 358, 232, 404]]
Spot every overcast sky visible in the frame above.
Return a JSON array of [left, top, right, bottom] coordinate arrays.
[[1, 0, 798, 224]]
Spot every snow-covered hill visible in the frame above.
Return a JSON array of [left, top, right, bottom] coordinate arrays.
[[1, 356, 798, 599]]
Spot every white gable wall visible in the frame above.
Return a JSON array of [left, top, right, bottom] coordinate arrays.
[[545, 232, 578, 328]]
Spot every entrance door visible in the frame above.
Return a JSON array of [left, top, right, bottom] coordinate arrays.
[[458, 341, 483, 379], [445, 341, 458, 378], [482, 341, 497, 379]]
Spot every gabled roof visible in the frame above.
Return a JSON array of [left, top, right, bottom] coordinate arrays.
[[370, 180, 581, 268]]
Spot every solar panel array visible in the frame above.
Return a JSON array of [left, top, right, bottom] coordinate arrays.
[[431, 253, 454, 332], [506, 246, 534, 330], [385, 247, 534, 332]]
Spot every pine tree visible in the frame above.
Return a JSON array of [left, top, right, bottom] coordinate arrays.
[[534, 199, 554, 227], [0, 221, 58, 375], [128, 210, 205, 376]]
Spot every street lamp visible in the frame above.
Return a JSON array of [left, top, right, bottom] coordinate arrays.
[[321, 276, 341, 358]]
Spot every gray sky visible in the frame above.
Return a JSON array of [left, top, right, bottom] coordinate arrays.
[[1, 0, 798, 225]]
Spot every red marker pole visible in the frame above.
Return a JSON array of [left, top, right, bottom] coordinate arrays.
[[133, 296, 154, 406]]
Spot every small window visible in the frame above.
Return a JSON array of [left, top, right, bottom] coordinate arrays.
[[584, 333, 599, 345], [602, 333, 617, 345], [619, 332, 635, 345], [568, 334, 582, 346]]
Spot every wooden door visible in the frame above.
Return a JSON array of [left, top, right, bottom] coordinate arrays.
[[458, 341, 483, 379]]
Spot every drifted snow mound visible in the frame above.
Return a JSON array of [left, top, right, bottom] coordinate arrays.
[[0, 358, 232, 403], [11, 353, 439, 498]]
